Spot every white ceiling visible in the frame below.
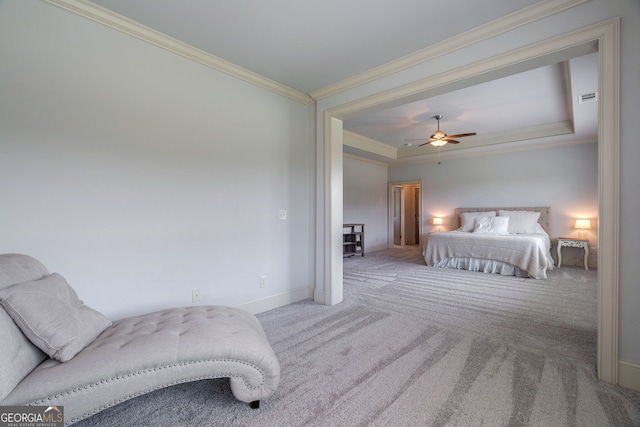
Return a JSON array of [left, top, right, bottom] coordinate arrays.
[[86, 0, 599, 164], [345, 64, 572, 147], [89, 0, 540, 94]]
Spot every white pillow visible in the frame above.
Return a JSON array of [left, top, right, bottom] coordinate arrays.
[[473, 216, 510, 234], [459, 211, 496, 232], [498, 210, 541, 234], [0, 273, 111, 362], [533, 222, 547, 235]]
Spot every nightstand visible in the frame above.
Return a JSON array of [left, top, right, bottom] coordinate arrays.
[[557, 238, 590, 270]]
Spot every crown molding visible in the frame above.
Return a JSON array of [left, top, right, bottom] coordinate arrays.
[[42, 0, 315, 106], [310, 0, 591, 101]]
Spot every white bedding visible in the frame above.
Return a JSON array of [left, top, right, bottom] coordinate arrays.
[[423, 230, 554, 279]]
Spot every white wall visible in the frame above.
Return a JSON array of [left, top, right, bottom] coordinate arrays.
[[615, 0, 640, 369], [0, 1, 314, 319], [343, 156, 388, 252], [317, 0, 640, 367], [389, 143, 598, 266]]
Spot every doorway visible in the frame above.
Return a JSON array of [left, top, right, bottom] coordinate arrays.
[[321, 20, 620, 384], [389, 181, 421, 247]]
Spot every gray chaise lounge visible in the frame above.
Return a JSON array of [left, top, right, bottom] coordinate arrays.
[[0, 254, 280, 425]]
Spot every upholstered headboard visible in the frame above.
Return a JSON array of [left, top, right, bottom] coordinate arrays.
[[456, 207, 551, 236]]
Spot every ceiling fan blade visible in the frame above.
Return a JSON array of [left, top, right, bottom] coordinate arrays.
[[445, 133, 476, 139], [404, 138, 429, 141], [418, 141, 431, 146], [446, 140, 460, 144]]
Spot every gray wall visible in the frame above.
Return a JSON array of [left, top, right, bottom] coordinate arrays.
[[0, 1, 314, 319], [343, 156, 389, 253]]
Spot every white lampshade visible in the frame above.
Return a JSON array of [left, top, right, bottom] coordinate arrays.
[[432, 217, 443, 225], [575, 219, 591, 229]]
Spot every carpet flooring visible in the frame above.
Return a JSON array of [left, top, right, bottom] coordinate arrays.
[[74, 248, 640, 426]]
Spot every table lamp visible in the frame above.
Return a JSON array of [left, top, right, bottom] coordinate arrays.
[[575, 218, 591, 238]]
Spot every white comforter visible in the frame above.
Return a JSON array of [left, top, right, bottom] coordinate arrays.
[[423, 231, 554, 279]]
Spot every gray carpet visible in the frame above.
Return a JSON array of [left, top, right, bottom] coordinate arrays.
[[74, 248, 640, 426]]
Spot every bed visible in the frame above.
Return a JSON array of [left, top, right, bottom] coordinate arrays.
[[423, 207, 554, 279]]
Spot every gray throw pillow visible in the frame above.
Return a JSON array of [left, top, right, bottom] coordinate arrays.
[[0, 273, 111, 362]]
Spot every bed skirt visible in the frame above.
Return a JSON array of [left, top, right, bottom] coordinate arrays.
[[432, 257, 535, 278]]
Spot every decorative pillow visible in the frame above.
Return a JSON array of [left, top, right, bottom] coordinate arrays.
[[0, 273, 111, 362], [459, 211, 496, 232], [473, 216, 510, 234], [498, 210, 541, 234]]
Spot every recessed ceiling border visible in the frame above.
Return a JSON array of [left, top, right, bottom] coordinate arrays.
[[310, 0, 591, 100], [343, 131, 397, 160], [391, 137, 598, 167]]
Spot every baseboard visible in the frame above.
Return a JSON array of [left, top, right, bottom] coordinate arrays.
[[314, 288, 325, 304], [235, 285, 314, 315], [618, 360, 640, 392]]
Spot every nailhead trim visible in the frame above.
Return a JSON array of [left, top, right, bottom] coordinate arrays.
[[27, 358, 269, 425]]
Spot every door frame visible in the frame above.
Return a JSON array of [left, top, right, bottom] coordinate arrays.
[[389, 180, 422, 248], [391, 185, 405, 246]]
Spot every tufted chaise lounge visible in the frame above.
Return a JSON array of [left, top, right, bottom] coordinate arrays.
[[0, 254, 280, 425]]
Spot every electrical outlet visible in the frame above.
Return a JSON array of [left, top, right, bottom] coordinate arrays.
[[279, 209, 287, 220], [260, 276, 267, 288], [192, 289, 201, 303]]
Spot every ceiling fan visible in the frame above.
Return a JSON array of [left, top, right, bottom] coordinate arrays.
[[406, 114, 476, 147]]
